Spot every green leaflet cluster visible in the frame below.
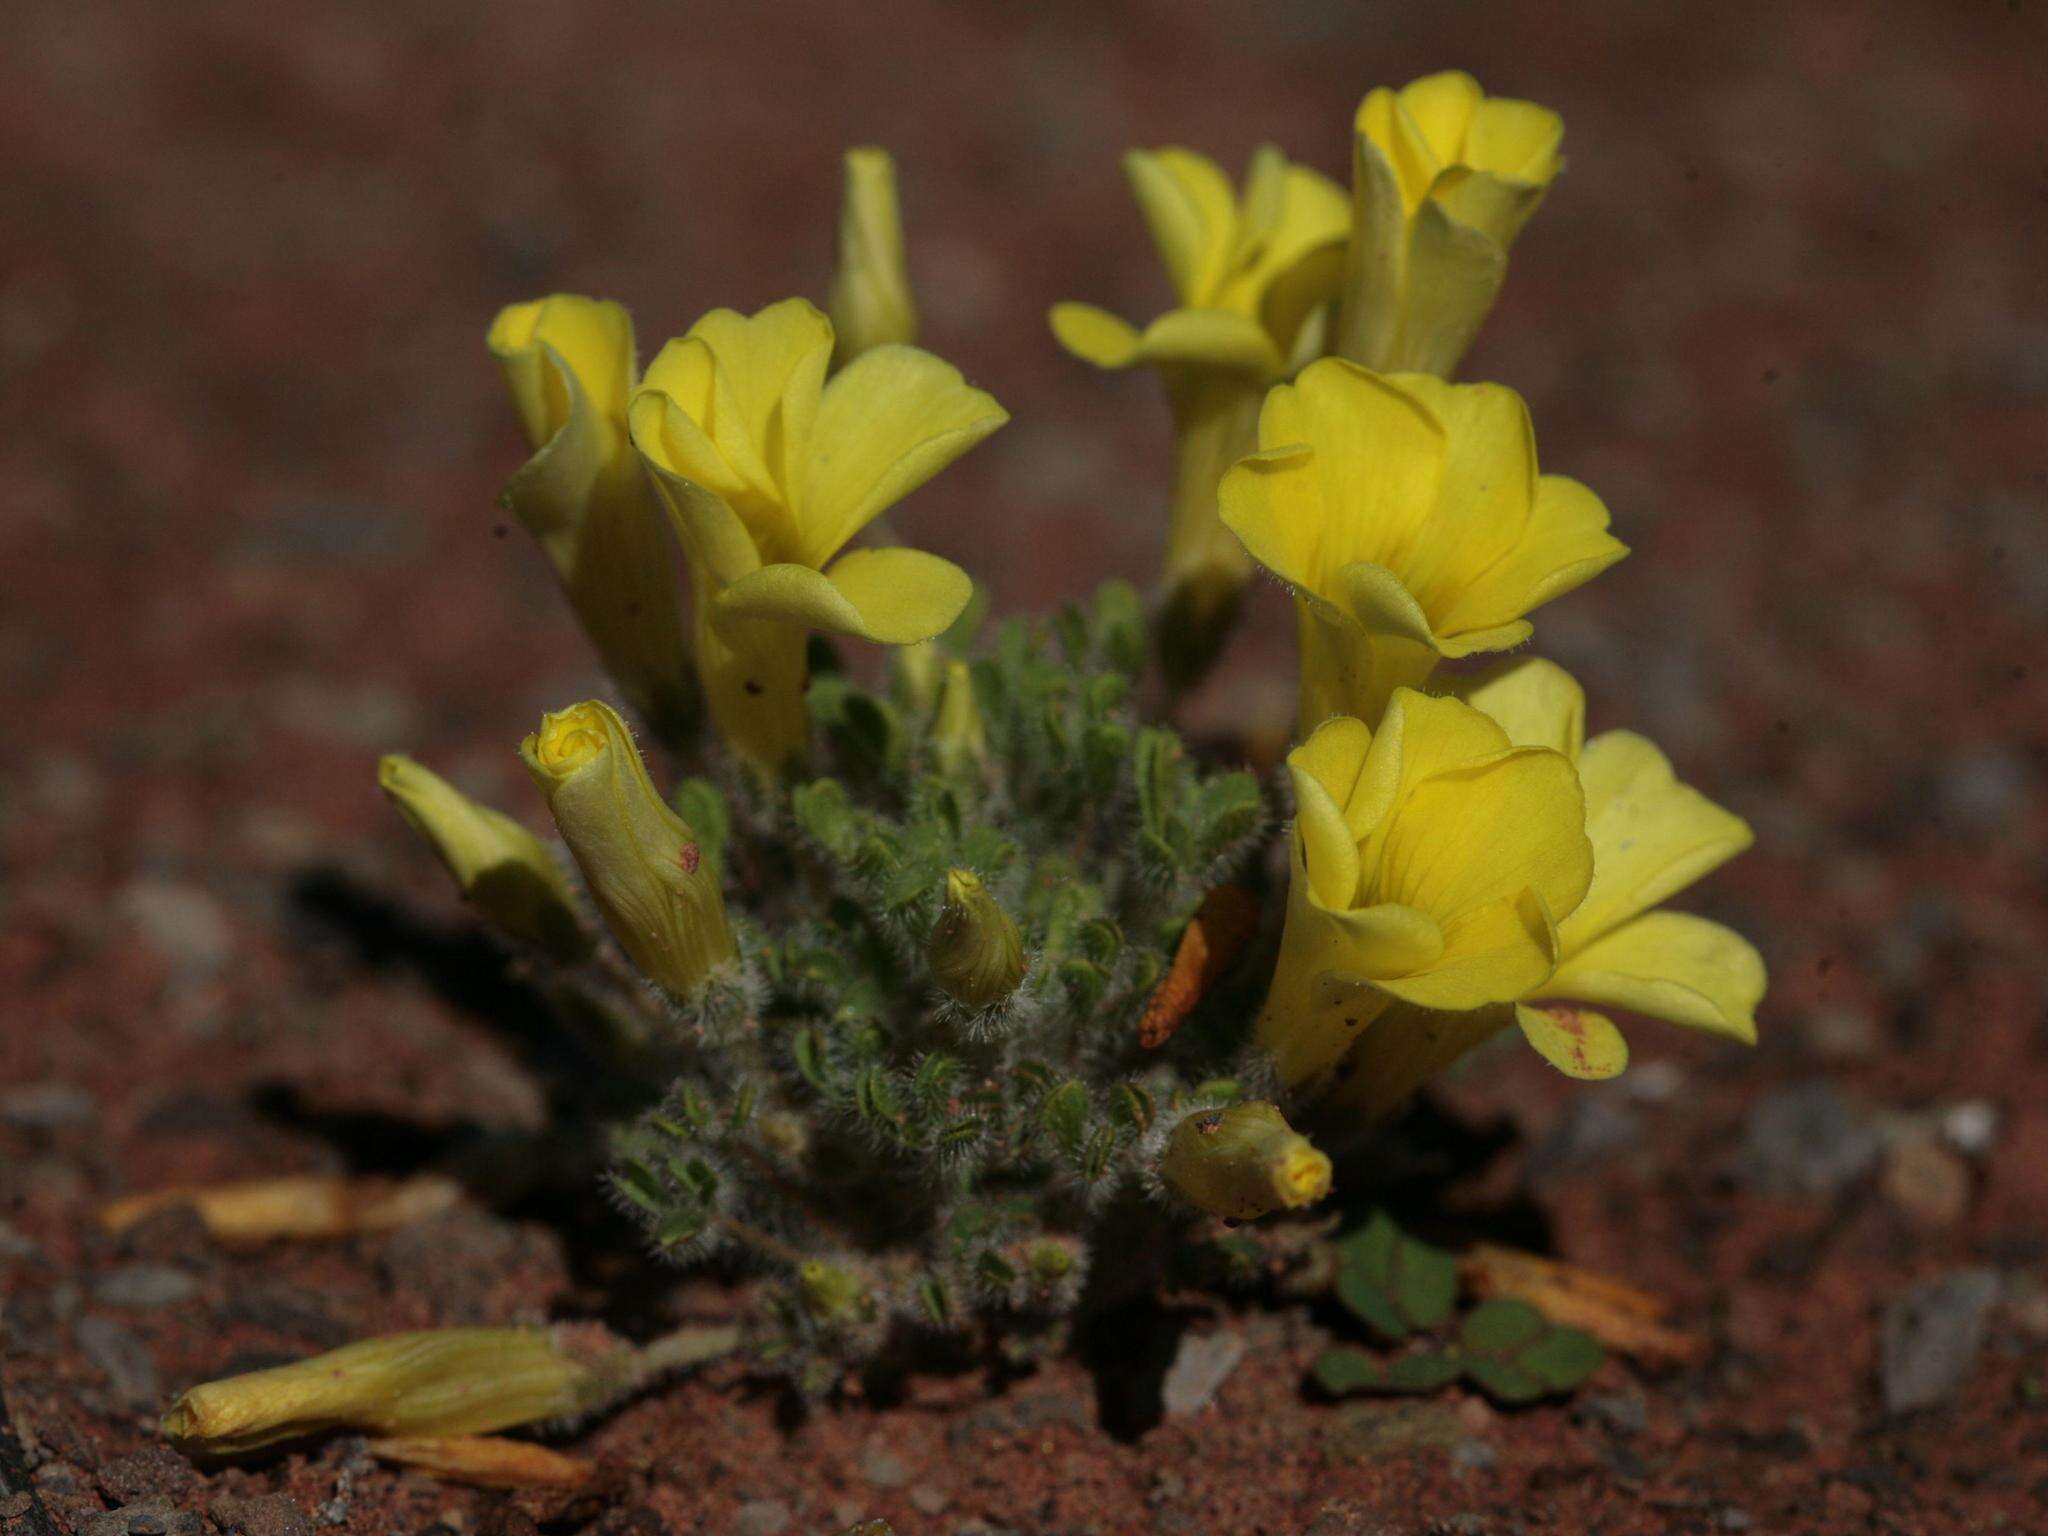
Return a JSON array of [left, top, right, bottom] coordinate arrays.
[[606, 584, 1275, 1388]]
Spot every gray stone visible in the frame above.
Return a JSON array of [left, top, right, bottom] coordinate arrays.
[[1526, 1094, 1642, 1181], [1736, 1082, 1880, 1197], [1449, 1438, 1497, 1472], [1160, 1328, 1246, 1417], [91, 1265, 199, 1311], [1579, 1390, 1649, 1438], [1883, 1268, 1999, 1413], [74, 1315, 160, 1410], [730, 1499, 791, 1536], [907, 1484, 948, 1515], [120, 880, 232, 976], [0, 1082, 97, 1131], [1942, 1100, 1999, 1157]]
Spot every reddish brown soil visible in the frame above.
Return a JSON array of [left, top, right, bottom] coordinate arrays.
[[5, 1, 2047, 1532]]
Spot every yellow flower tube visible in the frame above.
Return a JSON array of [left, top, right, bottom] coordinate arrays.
[[1051, 145, 1349, 687], [1335, 71, 1564, 376], [488, 296, 695, 741], [1219, 358, 1627, 733], [1325, 660, 1766, 1120], [629, 299, 1006, 771], [1256, 691, 1593, 1092], [829, 146, 919, 366], [520, 700, 736, 996]]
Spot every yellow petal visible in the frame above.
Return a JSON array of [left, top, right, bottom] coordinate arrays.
[[1396, 71, 1484, 169], [1333, 123, 1410, 368], [1355, 87, 1439, 215], [801, 345, 1007, 565], [682, 299, 836, 498], [1123, 147, 1238, 308], [1287, 752, 1363, 912], [1051, 303, 1284, 377], [1373, 889, 1557, 1010], [1323, 999, 1516, 1120], [629, 389, 764, 586], [714, 547, 971, 646], [1438, 473, 1628, 635], [1561, 730, 1754, 949], [1431, 166, 1550, 252], [1369, 689, 1516, 806], [488, 295, 634, 449], [1465, 97, 1565, 188], [1541, 912, 1763, 1043], [1378, 373, 1535, 607], [1438, 657, 1586, 758], [829, 146, 919, 365], [1514, 1002, 1628, 1079], [1377, 746, 1592, 923]]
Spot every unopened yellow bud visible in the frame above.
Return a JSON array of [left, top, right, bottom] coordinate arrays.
[[520, 701, 736, 995], [931, 661, 988, 777], [927, 869, 1024, 1008], [896, 639, 944, 716], [378, 755, 591, 963], [1160, 1101, 1332, 1221], [828, 147, 918, 366], [162, 1328, 601, 1456]]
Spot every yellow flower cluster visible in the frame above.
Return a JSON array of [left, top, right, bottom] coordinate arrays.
[[1051, 72, 1761, 1122]]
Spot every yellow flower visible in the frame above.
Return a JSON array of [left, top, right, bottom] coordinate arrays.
[[1219, 358, 1627, 732], [520, 700, 736, 996], [377, 755, 591, 964], [1325, 659, 1765, 1119], [1050, 146, 1349, 687], [1257, 690, 1593, 1091], [829, 147, 918, 366], [487, 295, 695, 740], [1335, 70, 1564, 376], [629, 299, 1005, 770]]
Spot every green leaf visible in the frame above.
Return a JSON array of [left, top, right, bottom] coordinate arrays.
[[1455, 1299, 1604, 1404], [1382, 1352, 1463, 1393], [791, 779, 857, 856], [669, 778, 730, 879], [1332, 1213, 1458, 1342], [1313, 1347, 1382, 1396]]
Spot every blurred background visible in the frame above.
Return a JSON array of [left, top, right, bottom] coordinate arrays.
[[3, 0, 2046, 1523]]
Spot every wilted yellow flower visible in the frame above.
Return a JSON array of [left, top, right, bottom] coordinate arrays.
[[487, 296, 695, 740], [1159, 1101, 1331, 1220], [1220, 358, 1626, 732], [1257, 690, 1592, 1091], [1050, 146, 1349, 686], [629, 299, 1005, 770], [163, 1329, 600, 1455], [829, 147, 918, 366], [520, 700, 736, 995], [377, 755, 590, 963], [1326, 660, 1765, 1118], [1335, 71, 1564, 376]]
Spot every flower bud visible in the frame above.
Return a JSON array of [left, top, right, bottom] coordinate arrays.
[[930, 660, 988, 777], [927, 868, 1024, 1009], [520, 701, 736, 995], [162, 1328, 602, 1456], [828, 146, 919, 367], [798, 1260, 874, 1325], [895, 638, 944, 717], [378, 755, 591, 963], [1159, 1101, 1332, 1221]]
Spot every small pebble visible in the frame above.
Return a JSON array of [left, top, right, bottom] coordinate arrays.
[[730, 1499, 791, 1536], [74, 1314, 161, 1410], [92, 1264, 200, 1311], [907, 1484, 948, 1515], [1449, 1438, 1497, 1472], [1879, 1134, 1971, 1230], [120, 880, 232, 976], [1882, 1268, 1999, 1413], [0, 1082, 97, 1132], [1941, 1100, 1999, 1157], [1160, 1328, 1246, 1417], [1736, 1081, 1879, 1197], [857, 1439, 908, 1489]]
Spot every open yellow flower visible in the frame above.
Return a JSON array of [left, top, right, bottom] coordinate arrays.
[[1050, 146, 1349, 686], [1335, 70, 1564, 376], [828, 147, 918, 366], [1257, 690, 1592, 1091], [628, 299, 1006, 770], [1324, 659, 1765, 1119], [1219, 358, 1627, 733], [488, 295, 695, 741]]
